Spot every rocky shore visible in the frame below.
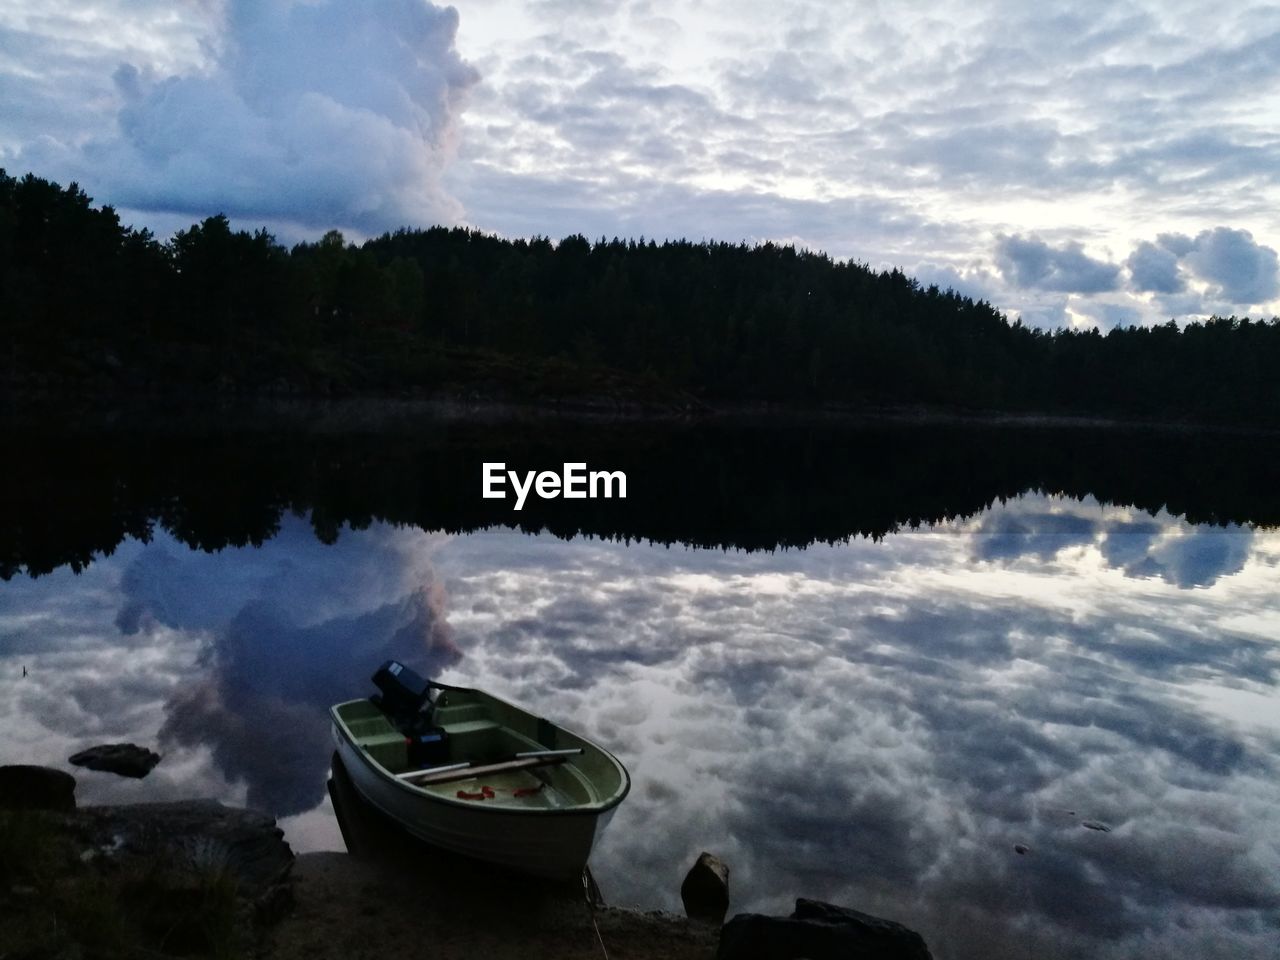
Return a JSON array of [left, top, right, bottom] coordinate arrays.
[[1, 764, 932, 960]]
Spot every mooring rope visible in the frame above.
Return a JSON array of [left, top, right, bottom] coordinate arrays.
[[582, 867, 611, 960]]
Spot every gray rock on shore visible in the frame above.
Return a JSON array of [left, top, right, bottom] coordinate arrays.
[[1, 790, 296, 958], [0, 764, 77, 811], [718, 897, 933, 960], [76, 799, 294, 900], [681, 851, 731, 925], [69, 742, 162, 778]]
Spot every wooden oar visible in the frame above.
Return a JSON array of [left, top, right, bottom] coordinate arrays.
[[397, 748, 583, 786]]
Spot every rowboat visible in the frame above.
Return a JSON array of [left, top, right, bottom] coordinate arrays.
[[330, 661, 630, 880]]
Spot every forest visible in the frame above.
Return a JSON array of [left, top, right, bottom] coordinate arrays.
[[4, 412, 1278, 579], [2, 169, 1278, 424]]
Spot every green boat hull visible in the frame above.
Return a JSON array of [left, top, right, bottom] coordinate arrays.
[[330, 685, 630, 879]]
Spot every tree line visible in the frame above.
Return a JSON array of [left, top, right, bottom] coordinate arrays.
[[2, 168, 1277, 423], [4, 411, 1278, 580]]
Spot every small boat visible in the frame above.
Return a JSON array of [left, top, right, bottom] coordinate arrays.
[[330, 660, 630, 879]]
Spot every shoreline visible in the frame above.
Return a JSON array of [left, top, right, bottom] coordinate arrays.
[[2, 763, 934, 960], [270, 850, 719, 960], [0, 788, 720, 960], [4, 389, 1278, 438]]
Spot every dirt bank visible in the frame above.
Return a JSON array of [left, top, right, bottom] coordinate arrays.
[[265, 852, 717, 960]]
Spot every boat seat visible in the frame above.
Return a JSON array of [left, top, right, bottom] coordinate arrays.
[[348, 717, 398, 739], [444, 719, 500, 735], [359, 730, 409, 770]]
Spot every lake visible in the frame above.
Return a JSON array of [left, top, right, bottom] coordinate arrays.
[[2, 406, 1278, 959]]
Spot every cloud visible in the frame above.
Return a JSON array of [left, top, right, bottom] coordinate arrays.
[[971, 510, 1098, 562], [1126, 240, 1184, 294], [161, 587, 459, 814], [447, 162, 952, 262], [910, 262, 1003, 305], [114, 518, 462, 815], [969, 497, 1256, 589], [507, 504, 1279, 956], [989, 224, 1277, 329], [17, 0, 479, 234], [8, 1, 1279, 335], [1180, 227, 1280, 305], [1122, 228, 1279, 312], [995, 234, 1121, 293], [6, 492, 1280, 958]]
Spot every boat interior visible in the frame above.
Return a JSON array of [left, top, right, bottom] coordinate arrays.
[[333, 693, 624, 809]]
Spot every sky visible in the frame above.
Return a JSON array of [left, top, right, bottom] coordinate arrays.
[[2, 0, 1280, 329]]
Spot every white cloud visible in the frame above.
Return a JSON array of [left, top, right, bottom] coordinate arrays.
[[432, 501, 1280, 957], [9, 0, 479, 235], [4, 0, 1280, 324]]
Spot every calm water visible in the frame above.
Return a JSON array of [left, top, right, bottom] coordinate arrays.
[[2, 412, 1278, 958]]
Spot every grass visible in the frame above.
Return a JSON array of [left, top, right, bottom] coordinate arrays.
[[0, 810, 248, 959], [0, 808, 63, 884]]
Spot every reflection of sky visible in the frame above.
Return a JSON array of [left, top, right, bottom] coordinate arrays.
[[2, 495, 1278, 958], [0, 519, 458, 819]]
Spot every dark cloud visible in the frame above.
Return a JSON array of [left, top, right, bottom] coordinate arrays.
[[1126, 240, 1184, 294], [969, 503, 1255, 589], [995, 234, 1121, 293], [99, 520, 462, 815], [971, 511, 1098, 561], [1181, 227, 1280, 305], [161, 589, 458, 815], [1117, 228, 1280, 313], [1139, 527, 1253, 588]]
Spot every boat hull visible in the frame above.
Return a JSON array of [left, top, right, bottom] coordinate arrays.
[[329, 690, 627, 880], [333, 732, 614, 878]]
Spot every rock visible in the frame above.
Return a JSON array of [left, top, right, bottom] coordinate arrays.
[[3, 799, 293, 957], [1014, 843, 1030, 855], [681, 851, 731, 924], [75, 800, 294, 897], [718, 898, 933, 960], [68, 743, 161, 779], [0, 764, 77, 811]]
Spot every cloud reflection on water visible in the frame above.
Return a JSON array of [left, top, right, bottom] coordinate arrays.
[[140, 522, 459, 815], [1, 494, 1277, 958], [434, 494, 1280, 958], [1, 518, 457, 813], [967, 497, 1254, 587]]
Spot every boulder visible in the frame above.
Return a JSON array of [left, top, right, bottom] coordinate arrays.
[[681, 851, 731, 924], [55, 800, 295, 956], [68, 743, 161, 779], [718, 898, 932, 960], [76, 800, 294, 897], [0, 764, 77, 811]]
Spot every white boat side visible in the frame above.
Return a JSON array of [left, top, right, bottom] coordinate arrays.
[[329, 686, 630, 879]]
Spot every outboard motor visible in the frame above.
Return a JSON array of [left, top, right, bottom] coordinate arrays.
[[371, 659, 432, 719], [370, 660, 449, 765]]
